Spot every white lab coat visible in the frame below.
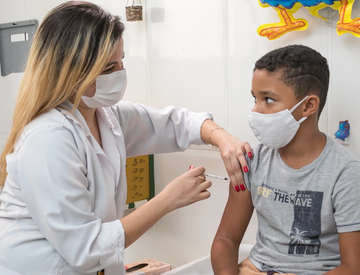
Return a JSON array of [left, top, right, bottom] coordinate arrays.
[[0, 100, 212, 275]]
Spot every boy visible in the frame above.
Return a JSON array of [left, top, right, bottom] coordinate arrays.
[[211, 45, 360, 275]]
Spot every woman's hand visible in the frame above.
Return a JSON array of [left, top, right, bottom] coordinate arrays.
[[200, 120, 252, 192], [122, 166, 211, 248], [159, 166, 212, 212], [216, 132, 252, 192]]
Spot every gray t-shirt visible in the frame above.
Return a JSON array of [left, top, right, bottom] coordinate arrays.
[[244, 135, 360, 275]]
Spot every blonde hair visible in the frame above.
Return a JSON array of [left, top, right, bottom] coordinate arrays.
[[0, 1, 124, 186]]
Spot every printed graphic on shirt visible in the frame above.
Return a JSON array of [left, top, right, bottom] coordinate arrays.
[[257, 186, 324, 256], [288, 191, 323, 256]]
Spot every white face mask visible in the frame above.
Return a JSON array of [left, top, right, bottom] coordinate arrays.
[[248, 96, 309, 149], [82, 69, 127, 108]]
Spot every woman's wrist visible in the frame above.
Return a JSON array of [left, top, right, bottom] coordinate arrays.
[[208, 126, 223, 147], [154, 190, 177, 214], [200, 119, 227, 146], [209, 128, 230, 148]]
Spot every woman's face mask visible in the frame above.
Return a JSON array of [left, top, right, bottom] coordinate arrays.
[[248, 96, 308, 149], [82, 69, 127, 108]]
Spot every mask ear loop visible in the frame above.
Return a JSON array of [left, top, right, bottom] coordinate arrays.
[[290, 96, 309, 113], [290, 96, 309, 123]]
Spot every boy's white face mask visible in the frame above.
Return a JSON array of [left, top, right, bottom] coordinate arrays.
[[82, 69, 127, 108], [248, 96, 308, 149]]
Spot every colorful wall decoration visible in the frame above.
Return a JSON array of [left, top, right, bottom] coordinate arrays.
[[258, 0, 360, 40]]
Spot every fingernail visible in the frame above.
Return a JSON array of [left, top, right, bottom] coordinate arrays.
[[240, 184, 246, 191], [248, 152, 253, 158], [243, 166, 249, 173], [235, 185, 240, 192], [189, 165, 193, 170]]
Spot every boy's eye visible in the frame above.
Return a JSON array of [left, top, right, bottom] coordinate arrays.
[[253, 96, 257, 103], [265, 97, 274, 103]]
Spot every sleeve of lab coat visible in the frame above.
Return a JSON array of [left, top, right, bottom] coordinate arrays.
[[13, 125, 125, 272], [112, 102, 213, 157]]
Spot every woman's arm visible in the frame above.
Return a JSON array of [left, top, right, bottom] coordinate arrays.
[[323, 231, 360, 275], [200, 119, 252, 191], [113, 103, 252, 192], [121, 166, 211, 248], [114, 103, 252, 192], [211, 184, 254, 275], [113, 102, 212, 156]]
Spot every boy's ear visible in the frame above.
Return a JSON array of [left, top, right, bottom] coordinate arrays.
[[303, 95, 319, 117]]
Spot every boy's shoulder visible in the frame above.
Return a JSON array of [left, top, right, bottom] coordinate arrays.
[[322, 135, 360, 172], [249, 134, 360, 171], [327, 135, 358, 161], [248, 143, 275, 170]]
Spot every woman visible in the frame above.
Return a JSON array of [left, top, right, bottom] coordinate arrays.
[[0, 2, 251, 274]]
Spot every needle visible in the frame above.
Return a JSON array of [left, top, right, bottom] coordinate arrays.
[[204, 173, 230, 181]]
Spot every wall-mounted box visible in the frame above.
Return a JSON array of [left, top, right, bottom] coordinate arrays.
[[0, 20, 38, 76]]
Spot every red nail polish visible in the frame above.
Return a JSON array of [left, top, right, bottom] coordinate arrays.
[[235, 185, 240, 192], [248, 152, 253, 158], [243, 166, 249, 173], [189, 165, 193, 170], [240, 184, 246, 191]]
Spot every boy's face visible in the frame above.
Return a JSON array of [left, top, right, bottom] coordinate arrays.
[[251, 69, 303, 119]]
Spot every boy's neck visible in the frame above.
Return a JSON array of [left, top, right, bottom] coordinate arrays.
[[278, 123, 326, 169]]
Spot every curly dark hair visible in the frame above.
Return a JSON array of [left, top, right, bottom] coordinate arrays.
[[254, 45, 329, 117]]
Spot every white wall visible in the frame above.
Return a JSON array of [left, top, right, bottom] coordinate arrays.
[[1, 0, 360, 269]]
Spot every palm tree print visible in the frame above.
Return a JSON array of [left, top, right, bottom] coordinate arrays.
[[289, 227, 309, 254]]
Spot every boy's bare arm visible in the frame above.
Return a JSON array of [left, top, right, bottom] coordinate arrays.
[[323, 231, 360, 275], [211, 183, 254, 275]]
